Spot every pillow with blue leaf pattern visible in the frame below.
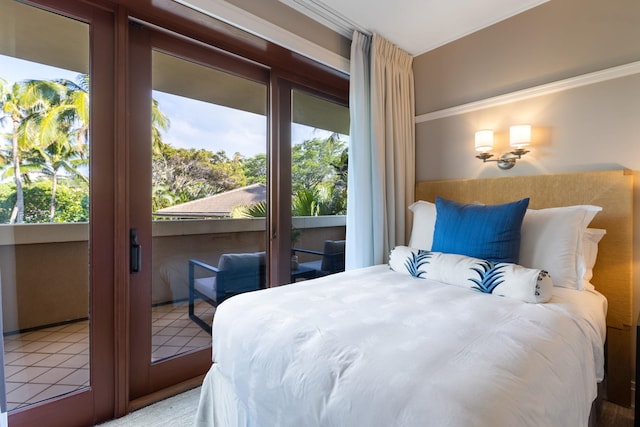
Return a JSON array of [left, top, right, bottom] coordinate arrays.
[[388, 246, 553, 303]]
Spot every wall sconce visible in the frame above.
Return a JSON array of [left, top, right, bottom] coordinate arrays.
[[475, 125, 531, 170]]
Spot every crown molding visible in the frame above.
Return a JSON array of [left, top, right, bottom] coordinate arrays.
[[173, 0, 349, 73], [278, 0, 369, 39], [415, 60, 640, 123]]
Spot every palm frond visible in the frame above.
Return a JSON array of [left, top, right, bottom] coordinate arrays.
[[232, 201, 267, 218], [469, 260, 506, 294], [404, 250, 432, 278]]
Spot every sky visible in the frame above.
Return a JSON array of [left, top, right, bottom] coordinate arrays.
[[0, 54, 340, 158]]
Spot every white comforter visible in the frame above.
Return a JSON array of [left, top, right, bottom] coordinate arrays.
[[195, 265, 607, 427]]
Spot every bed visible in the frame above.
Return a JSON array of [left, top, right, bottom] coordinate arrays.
[[195, 170, 634, 426]]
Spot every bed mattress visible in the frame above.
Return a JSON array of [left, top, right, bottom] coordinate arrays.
[[195, 264, 607, 427]]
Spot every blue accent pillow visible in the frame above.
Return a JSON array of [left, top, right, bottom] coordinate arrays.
[[431, 197, 530, 264]]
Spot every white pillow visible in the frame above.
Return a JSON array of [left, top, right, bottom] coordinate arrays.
[[408, 200, 436, 250], [519, 205, 602, 290], [582, 228, 606, 290], [388, 246, 553, 303]]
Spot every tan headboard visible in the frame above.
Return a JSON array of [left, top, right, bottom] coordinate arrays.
[[416, 169, 634, 404], [416, 169, 633, 328]]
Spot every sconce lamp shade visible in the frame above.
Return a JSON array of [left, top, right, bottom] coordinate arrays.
[[475, 129, 494, 152], [510, 125, 531, 148]]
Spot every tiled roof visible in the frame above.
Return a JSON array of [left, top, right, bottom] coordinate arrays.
[[155, 183, 266, 218]]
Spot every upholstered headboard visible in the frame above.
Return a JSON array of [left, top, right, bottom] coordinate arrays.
[[415, 169, 634, 403]]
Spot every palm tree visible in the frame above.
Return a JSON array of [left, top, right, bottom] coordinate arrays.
[[26, 77, 89, 221], [292, 187, 333, 216], [152, 98, 170, 155], [28, 140, 88, 221], [0, 78, 52, 223]]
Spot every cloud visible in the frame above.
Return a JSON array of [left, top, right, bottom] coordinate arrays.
[[154, 90, 267, 157]]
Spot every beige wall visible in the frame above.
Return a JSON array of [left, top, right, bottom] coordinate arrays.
[[414, 0, 640, 114], [413, 0, 640, 404]]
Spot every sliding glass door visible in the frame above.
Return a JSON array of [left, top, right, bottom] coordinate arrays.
[[289, 89, 349, 283], [0, 0, 115, 425], [128, 27, 269, 399]]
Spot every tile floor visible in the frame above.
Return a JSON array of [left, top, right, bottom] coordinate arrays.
[[2, 300, 214, 411]]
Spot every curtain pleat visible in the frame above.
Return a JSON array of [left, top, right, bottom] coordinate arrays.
[[346, 32, 415, 269]]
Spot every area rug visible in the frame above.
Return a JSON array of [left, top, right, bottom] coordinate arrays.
[[96, 387, 201, 427]]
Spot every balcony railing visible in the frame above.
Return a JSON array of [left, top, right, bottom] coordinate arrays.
[[0, 216, 346, 333]]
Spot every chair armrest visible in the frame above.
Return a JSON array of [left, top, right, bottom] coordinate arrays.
[[189, 259, 220, 294], [189, 258, 220, 273], [292, 247, 325, 256]]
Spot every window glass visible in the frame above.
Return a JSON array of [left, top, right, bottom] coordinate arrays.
[[289, 89, 349, 283], [0, 0, 90, 411], [150, 51, 267, 360]]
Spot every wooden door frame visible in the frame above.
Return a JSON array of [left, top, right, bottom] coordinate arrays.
[[7, 1, 117, 425], [126, 22, 272, 403]]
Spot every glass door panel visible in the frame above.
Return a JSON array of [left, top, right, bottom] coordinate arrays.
[[0, 0, 91, 412], [149, 51, 268, 360], [289, 89, 349, 283]]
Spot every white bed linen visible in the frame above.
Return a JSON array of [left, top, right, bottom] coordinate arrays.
[[195, 265, 607, 427]]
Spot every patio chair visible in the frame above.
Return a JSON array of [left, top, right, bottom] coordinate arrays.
[[188, 251, 265, 333], [291, 239, 345, 280]]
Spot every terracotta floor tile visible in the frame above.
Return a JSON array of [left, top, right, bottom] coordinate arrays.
[[57, 354, 89, 369], [32, 353, 74, 368], [187, 336, 211, 347], [57, 369, 89, 387], [36, 341, 75, 354], [4, 301, 212, 411], [6, 366, 50, 382], [6, 352, 49, 366], [58, 342, 88, 355], [156, 326, 182, 336], [58, 323, 88, 333], [28, 384, 83, 404], [152, 335, 172, 346], [55, 332, 88, 344], [152, 318, 175, 327], [3, 364, 26, 378], [31, 367, 77, 384], [6, 382, 50, 404], [164, 335, 192, 347], [18, 331, 55, 342]]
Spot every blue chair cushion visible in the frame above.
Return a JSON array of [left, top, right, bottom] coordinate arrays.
[[216, 252, 263, 300]]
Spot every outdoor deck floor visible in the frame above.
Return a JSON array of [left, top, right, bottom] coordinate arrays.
[[2, 300, 214, 411]]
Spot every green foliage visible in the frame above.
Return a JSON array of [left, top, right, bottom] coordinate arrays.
[[1, 73, 349, 224], [152, 142, 248, 210], [291, 136, 344, 192], [232, 201, 267, 218], [242, 154, 266, 185], [0, 180, 88, 223], [0, 185, 14, 223], [0, 76, 90, 223]]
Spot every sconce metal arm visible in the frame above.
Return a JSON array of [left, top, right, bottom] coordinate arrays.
[[476, 148, 530, 170]]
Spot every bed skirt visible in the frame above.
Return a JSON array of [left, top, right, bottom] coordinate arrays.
[[195, 364, 605, 427]]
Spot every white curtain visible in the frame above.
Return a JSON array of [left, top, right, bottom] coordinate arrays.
[[346, 32, 415, 269]]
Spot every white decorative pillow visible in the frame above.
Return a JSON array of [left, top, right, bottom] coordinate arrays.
[[519, 205, 601, 290], [408, 200, 436, 250], [388, 246, 553, 303], [582, 228, 606, 289]]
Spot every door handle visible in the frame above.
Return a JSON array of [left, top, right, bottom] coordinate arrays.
[[130, 228, 141, 273]]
